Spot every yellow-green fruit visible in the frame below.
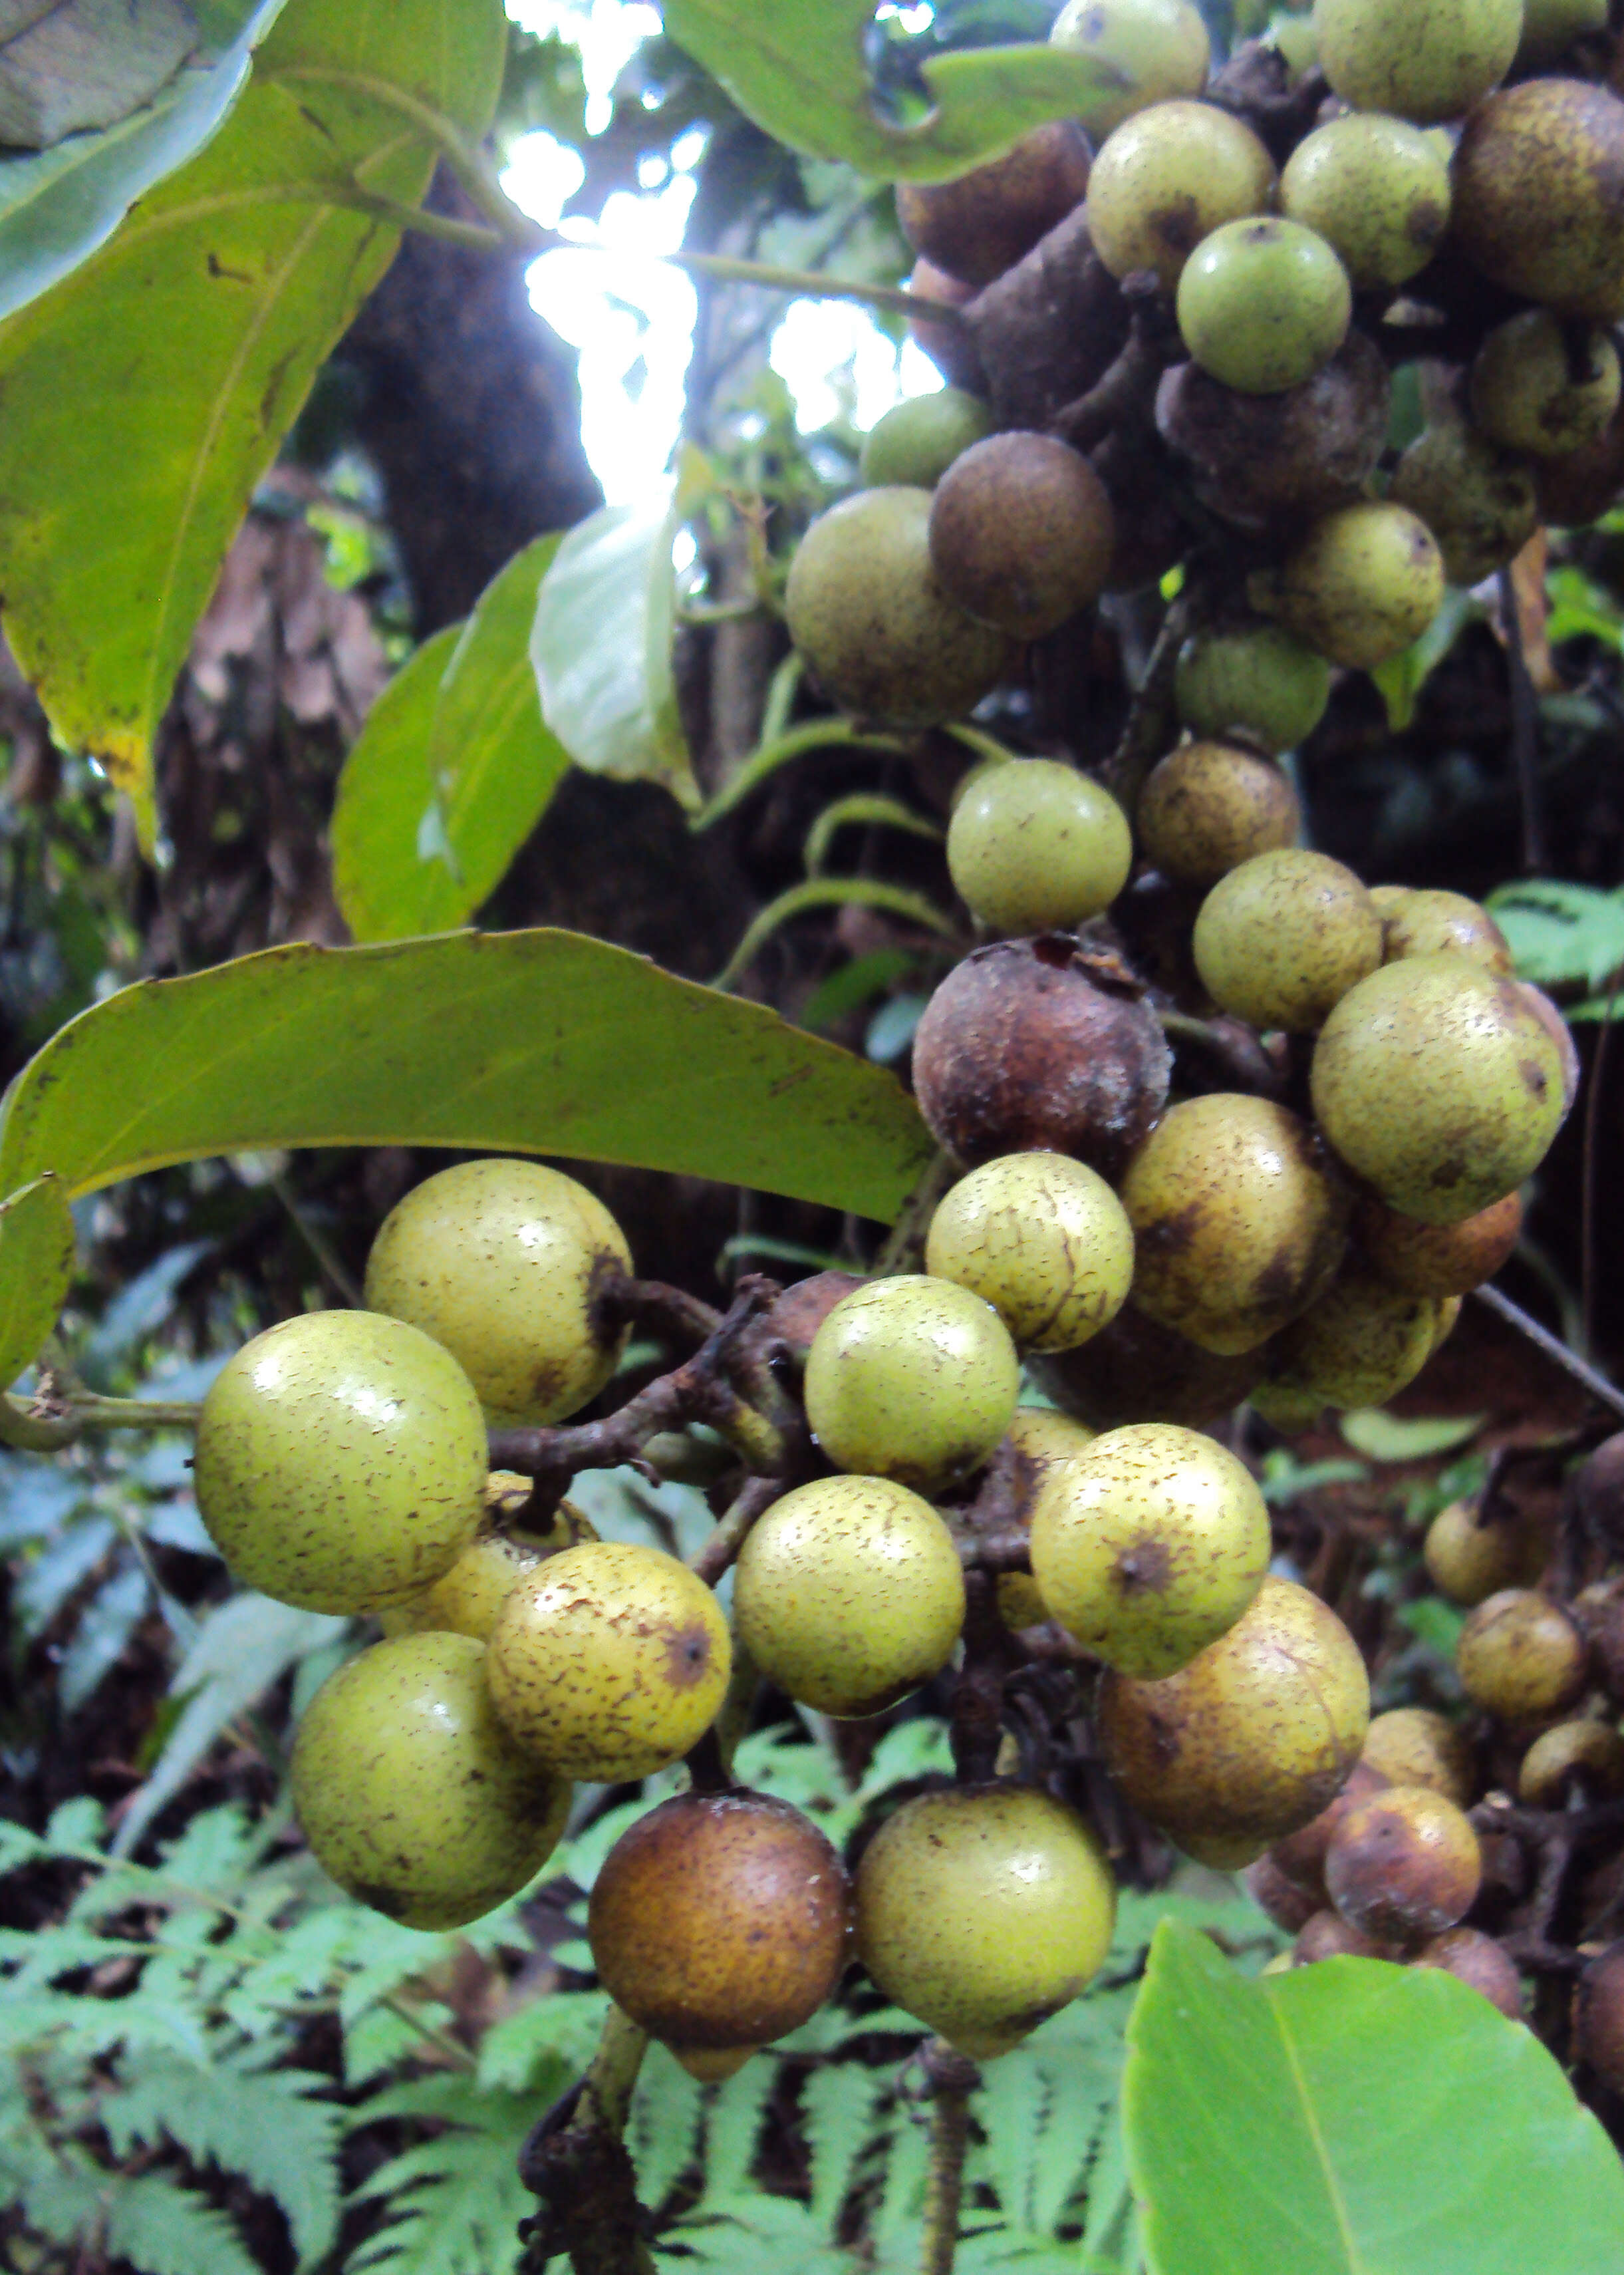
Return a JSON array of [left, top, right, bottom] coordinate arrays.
[[804, 1275, 1020, 1491], [1362, 1708, 1478, 1807], [1086, 100, 1276, 291], [1424, 1498, 1550, 1606], [1193, 849, 1383, 1034], [1517, 0, 1609, 66], [855, 1785, 1117, 2058], [194, 1310, 487, 1615], [1176, 218, 1351, 395], [1389, 423, 1539, 588], [1049, 0, 1211, 140], [486, 1541, 730, 1780], [1029, 1421, 1270, 1675], [1266, 1265, 1444, 1411], [1471, 311, 1623, 461], [1099, 1573, 1370, 1867], [1520, 1718, 1624, 1806], [860, 388, 993, 489], [925, 1151, 1135, 1353], [733, 1475, 966, 1718], [785, 488, 1013, 726], [1310, 955, 1569, 1224], [1174, 620, 1332, 752], [381, 1528, 548, 1642], [364, 1159, 632, 1428], [1280, 114, 1451, 290], [1253, 501, 1445, 670], [1456, 1588, 1590, 1723], [1138, 741, 1301, 889], [1313, 0, 1520, 123], [945, 760, 1132, 935], [1370, 885, 1512, 973], [1121, 1094, 1350, 1356], [1250, 1379, 1325, 1434], [1452, 80, 1624, 323], [291, 1632, 569, 1929]]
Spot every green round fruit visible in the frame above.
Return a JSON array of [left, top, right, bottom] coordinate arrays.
[[1370, 885, 1512, 973], [1452, 79, 1624, 322], [195, 1310, 487, 1615], [291, 1632, 569, 1929], [1362, 1708, 1477, 1805], [1086, 100, 1276, 290], [1517, 0, 1609, 66], [946, 758, 1132, 935], [929, 434, 1117, 639], [1313, 0, 1520, 124], [364, 1158, 632, 1428], [860, 388, 994, 490], [1470, 310, 1623, 460], [1049, 0, 1212, 140], [855, 1784, 1117, 2059], [804, 1275, 1020, 1491], [734, 1475, 966, 1718], [785, 488, 1013, 726], [1252, 501, 1446, 669], [1029, 1421, 1270, 1675], [1389, 422, 1539, 588], [380, 1523, 554, 1643], [925, 1150, 1135, 1353], [1192, 848, 1383, 1033], [1174, 620, 1332, 752], [1176, 218, 1351, 395], [1456, 1587, 1589, 1722], [1264, 1263, 1444, 1410], [1324, 1784, 1482, 1942], [486, 1541, 730, 1780], [1138, 741, 1300, 889], [1309, 954, 1569, 1223], [1280, 114, 1451, 290]]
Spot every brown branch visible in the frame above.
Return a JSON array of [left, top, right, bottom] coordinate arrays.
[[949, 1571, 1013, 1785], [690, 1473, 784, 1586], [599, 1275, 725, 1352], [920, 2040, 981, 2275], [519, 2008, 654, 2275], [1103, 594, 1194, 812], [1049, 290, 1176, 454]]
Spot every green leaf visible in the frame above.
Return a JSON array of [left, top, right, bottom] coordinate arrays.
[[106, 2171, 261, 2275], [0, 1173, 75, 1390], [1339, 1410, 1485, 1463], [0, 0, 507, 842], [348, 2075, 532, 2275], [1488, 879, 1624, 993], [0, 0, 197, 148], [1370, 588, 1474, 734], [335, 538, 572, 941], [663, 0, 1123, 183], [1125, 1924, 1624, 2275], [0, 930, 936, 1221]]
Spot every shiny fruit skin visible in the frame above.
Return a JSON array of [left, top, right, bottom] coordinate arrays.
[[381, 1521, 560, 1643], [1313, 0, 1520, 124], [804, 1275, 1019, 1493], [1358, 1191, 1522, 1297], [1270, 1757, 1390, 1895], [925, 1151, 1135, 1354], [1280, 114, 1451, 291], [1029, 1422, 1270, 1676], [1323, 1784, 1482, 1944], [1174, 620, 1331, 752], [364, 1158, 632, 1429], [1310, 955, 1569, 1225], [733, 1475, 966, 1718], [946, 760, 1132, 935], [1254, 501, 1444, 671], [487, 1541, 730, 1781], [1452, 80, 1624, 323], [1456, 1589, 1589, 1724], [1176, 219, 1351, 396], [930, 434, 1117, 640], [855, 1785, 1116, 2059], [195, 1310, 487, 1616], [1137, 741, 1301, 891], [1049, 0, 1211, 140], [1192, 849, 1382, 1034], [1098, 1573, 1370, 1868], [895, 122, 1093, 289], [860, 388, 994, 490], [1370, 886, 1512, 974], [1086, 100, 1276, 290], [1413, 1928, 1523, 2018], [1362, 1708, 1478, 1807], [589, 1791, 852, 2057], [1471, 311, 1623, 461], [1034, 1301, 1266, 1430], [1424, 1498, 1550, 1607], [291, 1632, 569, 1930]]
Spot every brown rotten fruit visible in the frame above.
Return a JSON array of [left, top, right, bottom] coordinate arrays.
[[1323, 1785, 1482, 1946], [930, 434, 1116, 639], [1033, 1300, 1266, 1430], [1413, 1928, 1523, 2020], [896, 121, 1093, 289]]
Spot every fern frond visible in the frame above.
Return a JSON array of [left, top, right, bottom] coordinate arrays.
[[475, 1987, 607, 2095], [693, 2063, 775, 2208], [628, 2042, 705, 2214], [800, 2062, 887, 2239], [347, 2079, 532, 2275], [870, 2102, 929, 2247], [661, 2192, 851, 2270], [104, 2171, 261, 2275], [977, 2052, 1053, 2235]]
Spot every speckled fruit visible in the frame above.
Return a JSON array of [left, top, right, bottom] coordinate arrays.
[[925, 1151, 1135, 1353], [1049, 0, 1211, 139], [1362, 1708, 1478, 1807], [1270, 1757, 1390, 1895], [291, 1632, 569, 1929], [1174, 620, 1331, 752], [855, 1785, 1116, 2059], [803, 1275, 1019, 1492], [1313, 0, 1520, 122], [1456, 1589, 1589, 1723], [1390, 422, 1539, 588], [1325, 1785, 1482, 1943], [734, 1475, 966, 1718], [1280, 114, 1450, 290], [1576, 1943, 1624, 2089], [1245, 1853, 1321, 1932], [946, 760, 1131, 934], [194, 1310, 487, 1615], [1121, 1095, 1350, 1356], [1252, 500, 1444, 670], [1086, 100, 1276, 290], [860, 388, 994, 489], [1265, 1263, 1444, 1412], [589, 1791, 851, 2063], [1193, 849, 1382, 1033], [1311, 955, 1569, 1224], [1295, 1910, 1391, 1962], [1100, 1574, 1369, 1867], [364, 1158, 632, 1429], [1358, 1191, 1522, 1298], [896, 121, 1093, 289], [1029, 1422, 1270, 1676], [1517, 0, 1609, 65], [912, 937, 1172, 1178], [380, 1496, 593, 1642], [1138, 742, 1299, 890], [1472, 312, 1622, 461], [1453, 80, 1624, 322], [1413, 1928, 1523, 2018], [1424, 1498, 1550, 1606], [930, 434, 1117, 640], [1370, 885, 1512, 973], [1519, 1718, 1624, 1806], [785, 488, 1012, 726], [1176, 219, 1351, 395], [487, 1541, 730, 1781]]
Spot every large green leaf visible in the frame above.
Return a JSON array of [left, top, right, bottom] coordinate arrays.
[[0, 931, 935, 1221], [0, 1176, 75, 1393], [1125, 1924, 1624, 2275], [333, 537, 571, 942], [0, 0, 507, 843], [663, 0, 1121, 184]]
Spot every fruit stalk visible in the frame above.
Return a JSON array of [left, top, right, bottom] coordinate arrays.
[[519, 2006, 654, 2275], [920, 2040, 982, 2275]]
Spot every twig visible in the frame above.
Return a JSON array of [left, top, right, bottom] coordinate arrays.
[[920, 2040, 980, 2275], [382, 1989, 477, 2073], [1155, 1008, 1286, 1098], [603, 1277, 724, 1352], [1103, 595, 1194, 812], [690, 1474, 784, 1587], [948, 1572, 1012, 1785], [875, 1149, 958, 1279], [1498, 563, 1548, 873], [1049, 293, 1175, 454], [519, 2006, 654, 2275], [0, 1388, 202, 1451], [1472, 1283, 1624, 1425]]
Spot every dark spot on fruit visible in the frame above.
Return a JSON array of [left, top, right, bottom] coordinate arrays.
[[1520, 1058, 1548, 1099], [1117, 1540, 1172, 1596], [1409, 198, 1446, 248], [663, 1623, 714, 1688]]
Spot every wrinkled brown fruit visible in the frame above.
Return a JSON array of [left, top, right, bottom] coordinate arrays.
[[1295, 1910, 1393, 1964], [1244, 1853, 1320, 1932], [1577, 1943, 1624, 2090], [1576, 1433, 1624, 1551], [765, 1272, 867, 1362], [1413, 1928, 1524, 2019], [1155, 330, 1390, 531], [1031, 1301, 1265, 1430], [1323, 1785, 1482, 1945], [896, 121, 1093, 289]]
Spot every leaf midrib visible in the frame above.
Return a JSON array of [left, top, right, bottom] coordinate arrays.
[[1269, 1995, 1370, 2275]]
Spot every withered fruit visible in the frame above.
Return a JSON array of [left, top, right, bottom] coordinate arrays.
[[1137, 741, 1301, 889], [1452, 79, 1624, 323], [1471, 311, 1622, 462], [1033, 1300, 1266, 1430], [930, 432, 1117, 639], [1576, 1943, 1624, 2091], [1049, 0, 1212, 139], [1369, 885, 1513, 974], [1244, 1853, 1321, 1933], [1264, 1263, 1444, 1412], [895, 120, 1093, 289], [1280, 114, 1450, 291], [1252, 500, 1445, 670], [763, 1271, 867, 1361], [1355, 1189, 1522, 1298], [1156, 329, 1391, 532], [1323, 1784, 1482, 1945], [1192, 848, 1383, 1034], [1086, 100, 1276, 290], [1576, 1434, 1624, 1553], [1389, 422, 1540, 589], [1313, 0, 1520, 124], [1424, 1497, 1550, 1607], [1175, 218, 1351, 396], [1413, 1928, 1524, 2019], [1362, 1708, 1478, 1808], [1294, 1910, 1393, 1964], [1456, 1589, 1590, 1724], [1519, 1718, 1624, 1807], [1270, 1757, 1391, 1896]]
